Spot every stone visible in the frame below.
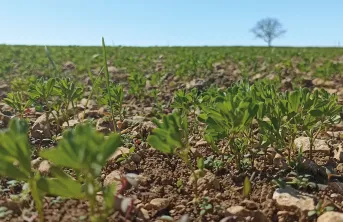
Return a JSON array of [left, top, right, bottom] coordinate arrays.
[[272, 187, 315, 212], [0, 111, 12, 126], [31, 113, 52, 139], [96, 118, 114, 134], [324, 80, 336, 87], [294, 137, 330, 155], [241, 200, 258, 210], [336, 163, 343, 172], [334, 145, 343, 162], [226, 206, 268, 222], [107, 66, 118, 73], [0, 84, 9, 91], [31, 157, 43, 169], [195, 140, 208, 147], [104, 170, 122, 191], [63, 61, 75, 70], [62, 119, 79, 129], [186, 78, 206, 90], [327, 131, 343, 138], [38, 160, 51, 175], [273, 153, 288, 169], [131, 153, 142, 164], [78, 110, 100, 120], [188, 169, 220, 191], [267, 148, 277, 163], [107, 147, 130, 162], [312, 78, 325, 86], [139, 121, 157, 138], [146, 198, 170, 211], [140, 208, 150, 220], [80, 98, 97, 109], [317, 211, 343, 222], [325, 88, 338, 94]]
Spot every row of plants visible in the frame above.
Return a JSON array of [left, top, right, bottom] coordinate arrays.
[[2, 44, 343, 83], [147, 79, 342, 201]]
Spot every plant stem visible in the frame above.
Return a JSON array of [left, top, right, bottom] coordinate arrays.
[[102, 37, 116, 133]]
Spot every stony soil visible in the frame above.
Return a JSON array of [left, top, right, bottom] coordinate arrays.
[[1, 58, 343, 222]]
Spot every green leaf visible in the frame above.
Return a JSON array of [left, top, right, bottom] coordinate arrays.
[[37, 177, 84, 199], [197, 157, 204, 170], [309, 109, 323, 117], [307, 210, 316, 217]]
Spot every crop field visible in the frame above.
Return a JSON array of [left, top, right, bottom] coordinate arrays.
[[2, 41, 343, 222]]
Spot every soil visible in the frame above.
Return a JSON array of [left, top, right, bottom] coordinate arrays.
[[1, 57, 343, 222]]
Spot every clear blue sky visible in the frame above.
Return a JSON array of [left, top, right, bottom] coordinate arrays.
[[1, 0, 342, 47]]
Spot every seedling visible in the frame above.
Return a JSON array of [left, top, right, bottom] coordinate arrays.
[[147, 111, 202, 200], [116, 147, 135, 163], [128, 72, 147, 104], [199, 197, 212, 216], [3, 92, 32, 118], [0, 119, 46, 221], [39, 122, 122, 222], [99, 82, 124, 122], [102, 37, 116, 133], [308, 200, 334, 218], [28, 77, 57, 133]]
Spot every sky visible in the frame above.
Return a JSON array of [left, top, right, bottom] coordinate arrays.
[[1, 0, 342, 47]]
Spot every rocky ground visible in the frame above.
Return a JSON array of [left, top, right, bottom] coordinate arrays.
[[1, 58, 343, 222]]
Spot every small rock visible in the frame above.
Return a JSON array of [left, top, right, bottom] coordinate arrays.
[[38, 160, 51, 175], [107, 147, 130, 162], [324, 80, 336, 87], [96, 118, 114, 134], [0, 111, 12, 126], [175, 205, 186, 211], [325, 88, 338, 94], [334, 145, 343, 163], [113, 194, 134, 215], [272, 187, 315, 212], [313, 78, 325, 86], [241, 200, 258, 210], [78, 110, 100, 120], [294, 137, 330, 155], [80, 98, 97, 108], [226, 206, 250, 217], [337, 163, 343, 172], [104, 170, 122, 191], [226, 206, 269, 222], [31, 157, 43, 169], [42, 138, 52, 144], [267, 148, 277, 163], [131, 153, 142, 164], [195, 140, 208, 147], [317, 211, 343, 222], [31, 113, 52, 139], [56, 135, 63, 141], [331, 193, 339, 198], [186, 78, 206, 90], [273, 153, 288, 169], [188, 169, 220, 191], [0, 84, 9, 91], [190, 147, 202, 158], [140, 121, 157, 138], [146, 198, 170, 211], [62, 119, 79, 129], [107, 66, 118, 73], [140, 208, 150, 220], [63, 61, 76, 70]]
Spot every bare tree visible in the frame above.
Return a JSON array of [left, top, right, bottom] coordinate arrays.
[[251, 18, 286, 47]]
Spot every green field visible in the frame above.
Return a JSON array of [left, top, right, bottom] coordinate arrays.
[[1, 44, 343, 222]]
